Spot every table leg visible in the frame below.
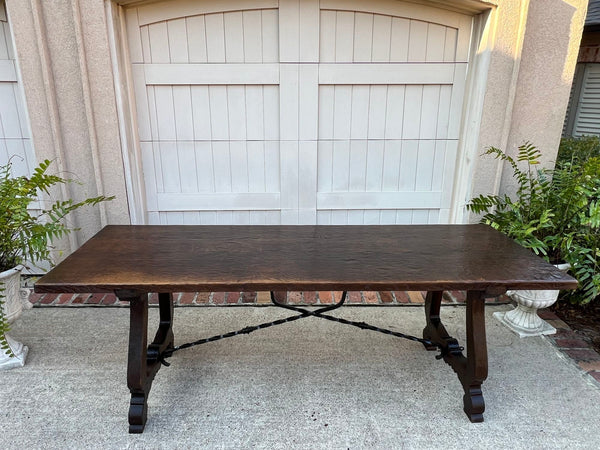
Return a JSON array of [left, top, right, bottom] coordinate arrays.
[[126, 293, 149, 434], [117, 291, 175, 433], [423, 290, 488, 422], [463, 290, 488, 422]]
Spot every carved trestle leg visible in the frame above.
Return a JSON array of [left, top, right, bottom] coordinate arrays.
[[423, 290, 488, 422], [116, 291, 174, 433]]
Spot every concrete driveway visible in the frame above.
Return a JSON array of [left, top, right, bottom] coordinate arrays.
[[2, 305, 600, 449]]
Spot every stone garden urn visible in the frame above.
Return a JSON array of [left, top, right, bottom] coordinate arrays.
[[0, 267, 31, 370], [493, 263, 570, 337]]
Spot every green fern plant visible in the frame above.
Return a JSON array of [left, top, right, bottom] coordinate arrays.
[[0, 158, 114, 356], [467, 143, 600, 304]]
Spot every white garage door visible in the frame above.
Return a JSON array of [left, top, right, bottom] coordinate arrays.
[[125, 0, 472, 225], [0, 1, 34, 176]]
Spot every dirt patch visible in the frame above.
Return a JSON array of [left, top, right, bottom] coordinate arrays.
[[552, 300, 600, 354]]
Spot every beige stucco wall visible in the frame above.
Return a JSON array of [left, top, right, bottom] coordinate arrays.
[[471, 0, 588, 204], [6, 0, 130, 257], [2, 0, 589, 256]]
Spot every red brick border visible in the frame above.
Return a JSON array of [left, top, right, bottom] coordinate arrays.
[[539, 309, 600, 387], [27, 290, 508, 307]]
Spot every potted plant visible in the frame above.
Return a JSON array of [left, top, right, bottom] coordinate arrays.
[[1, 158, 113, 370], [467, 143, 600, 336]]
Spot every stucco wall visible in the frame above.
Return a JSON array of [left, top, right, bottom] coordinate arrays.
[[471, 0, 587, 205], [6, 0, 130, 256], [2, 0, 589, 255]]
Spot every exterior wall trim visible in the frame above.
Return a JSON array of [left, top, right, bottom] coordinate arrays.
[[106, 0, 146, 224], [449, 7, 495, 223]]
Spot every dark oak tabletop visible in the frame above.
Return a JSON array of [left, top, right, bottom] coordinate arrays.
[[34, 225, 577, 294]]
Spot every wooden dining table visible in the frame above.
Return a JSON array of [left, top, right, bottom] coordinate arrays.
[[35, 224, 577, 433]]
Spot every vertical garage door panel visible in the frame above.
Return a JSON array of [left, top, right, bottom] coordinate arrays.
[[367, 86, 388, 139], [158, 142, 181, 192], [264, 141, 280, 192], [194, 141, 215, 192], [408, 21, 428, 61], [227, 85, 247, 140], [172, 86, 194, 140], [399, 140, 418, 191], [261, 9, 279, 62], [426, 24, 447, 61], [167, 19, 189, 63], [415, 140, 436, 191], [402, 86, 422, 139], [263, 86, 280, 140], [212, 141, 232, 192], [365, 140, 384, 191], [245, 87, 265, 140], [444, 28, 458, 62], [350, 86, 370, 139], [205, 14, 226, 62], [317, 140, 333, 192], [154, 86, 177, 139], [224, 12, 245, 62], [208, 86, 229, 139], [190, 86, 211, 139], [390, 17, 410, 61], [230, 141, 249, 192], [334, 11, 355, 62], [186, 16, 208, 63], [242, 10, 262, 62], [147, 22, 170, 62], [371, 14, 392, 62], [318, 86, 334, 139], [331, 140, 350, 191], [436, 85, 453, 139], [349, 140, 368, 191], [247, 140, 266, 192], [382, 140, 402, 190], [177, 141, 197, 193], [419, 85, 441, 139], [332, 86, 352, 139], [384, 86, 405, 139], [319, 11, 336, 62], [353, 13, 374, 62]]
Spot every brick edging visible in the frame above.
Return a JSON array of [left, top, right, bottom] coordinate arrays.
[[538, 309, 600, 386], [27, 290, 510, 307]]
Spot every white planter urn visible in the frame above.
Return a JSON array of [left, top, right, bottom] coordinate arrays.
[[0, 267, 30, 370], [494, 263, 570, 338]]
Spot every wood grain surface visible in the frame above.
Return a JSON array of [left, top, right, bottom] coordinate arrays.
[[35, 225, 578, 294]]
